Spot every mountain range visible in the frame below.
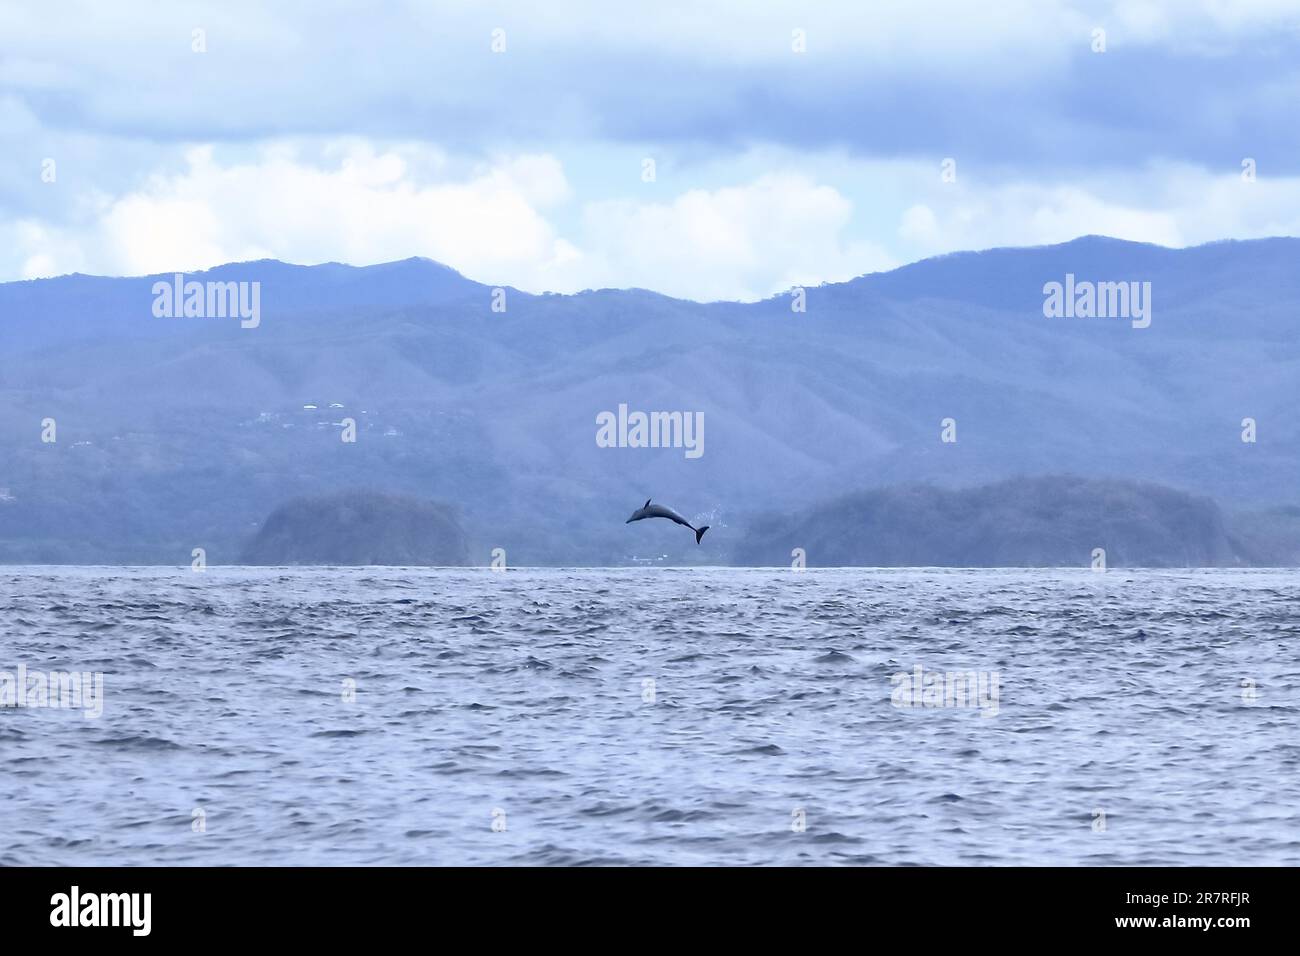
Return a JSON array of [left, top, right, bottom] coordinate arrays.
[[1, 235, 1297, 565]]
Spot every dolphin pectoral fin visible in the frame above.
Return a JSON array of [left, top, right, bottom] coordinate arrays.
[[695, 525, 710, 544]]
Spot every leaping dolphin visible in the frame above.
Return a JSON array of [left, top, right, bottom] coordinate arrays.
[[626, 499, 710, 544]]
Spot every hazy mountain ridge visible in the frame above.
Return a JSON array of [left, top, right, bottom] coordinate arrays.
[[735, 475, 1244, 567], [240, 490, 470, 567], [2, 235, 1298, 564]]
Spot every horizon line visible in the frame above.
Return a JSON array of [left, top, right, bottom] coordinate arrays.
[[6, 233, 1298, 307]]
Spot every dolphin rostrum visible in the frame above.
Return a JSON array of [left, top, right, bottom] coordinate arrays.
[[626, 499, 710, 544]]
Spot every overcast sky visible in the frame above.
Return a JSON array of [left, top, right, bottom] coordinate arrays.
[[3, 0, 1299, 300]]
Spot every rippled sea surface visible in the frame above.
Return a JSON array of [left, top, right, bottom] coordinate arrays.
[[2, 567, 1298, 866]]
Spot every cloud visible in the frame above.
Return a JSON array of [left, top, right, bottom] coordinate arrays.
[[891, 163, 1300, 260], [6, 143, 887, 301], [578, 174, 895, 300], [11, 141, 1300, 301], [5, 0, 1300, 301], [8, 142, 578, 283], [4, 1, 1300, 170]]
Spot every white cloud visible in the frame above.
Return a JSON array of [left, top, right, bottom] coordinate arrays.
[[4, 0, 1295, 161], [4, 0, 1300, 294], [7, 144, 888, 301], [10, 140, 1300, 301], [576, 174, 895, 300], [891, 164, 1300, 261], [10, 142, 578, 284]]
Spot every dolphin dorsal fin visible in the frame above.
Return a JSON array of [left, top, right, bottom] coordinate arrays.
[[644, 498, 652, 509]]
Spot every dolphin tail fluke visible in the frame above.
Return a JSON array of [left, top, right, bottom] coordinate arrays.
[[695, 525, 709, 545]]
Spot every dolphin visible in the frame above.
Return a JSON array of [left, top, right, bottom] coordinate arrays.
[[626, 499, 710, 544]]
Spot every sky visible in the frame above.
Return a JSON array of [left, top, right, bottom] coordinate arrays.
[[3, 0, 1300, 300]]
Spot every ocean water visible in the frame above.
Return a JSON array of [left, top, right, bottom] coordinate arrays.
[[1, 566, 1297, 866]]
